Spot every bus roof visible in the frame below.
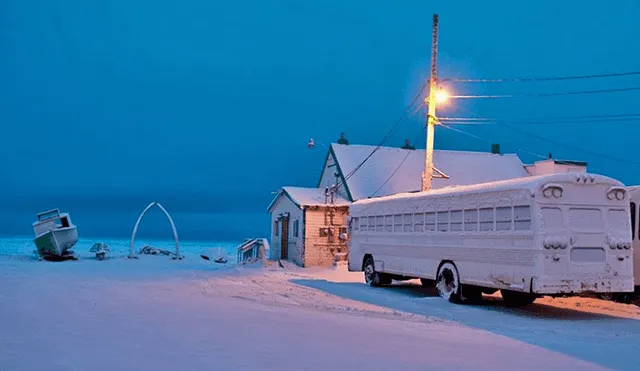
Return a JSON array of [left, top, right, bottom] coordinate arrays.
[[352, 172, 623, 206]]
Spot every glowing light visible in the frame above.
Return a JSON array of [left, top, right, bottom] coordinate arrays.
[[435, 89, 450, 104]]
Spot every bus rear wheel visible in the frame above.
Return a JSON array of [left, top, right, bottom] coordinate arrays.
[[436, 262, 461, 303], [363, 256, 391, 287]]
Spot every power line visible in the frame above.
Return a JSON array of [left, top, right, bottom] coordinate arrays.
[[338, 82, 428, 189], [439, 113, 640, 123], [497, 122, 640, 166], [368, 128, 425, 198], [441, 117, 640, 126], [437, 122, 601, 169], [451, 86, 640, 99], [441, 71, 640, 83]]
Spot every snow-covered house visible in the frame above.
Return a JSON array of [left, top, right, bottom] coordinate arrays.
[[317, 143, 531, 201], [267, 187, 350, 267]]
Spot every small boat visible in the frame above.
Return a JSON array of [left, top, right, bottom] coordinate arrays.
[[33, 209, 79, 261]]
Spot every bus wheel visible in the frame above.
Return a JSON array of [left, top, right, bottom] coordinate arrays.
[[363, 256, 387, 287], [501, 290, 536, 307], [436, 262, 461, 303]]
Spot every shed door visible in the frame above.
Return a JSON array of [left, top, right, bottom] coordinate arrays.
[[280, 215, 289, 260]]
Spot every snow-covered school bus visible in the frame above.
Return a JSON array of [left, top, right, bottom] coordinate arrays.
[[347, 173, 634, 306]]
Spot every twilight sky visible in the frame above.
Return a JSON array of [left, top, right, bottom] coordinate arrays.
[[0, 1, 638, 239]]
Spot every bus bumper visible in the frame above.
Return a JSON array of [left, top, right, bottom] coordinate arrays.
[[531, 276, 635, 294]]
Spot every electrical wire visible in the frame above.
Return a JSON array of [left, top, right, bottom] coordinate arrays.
[[450, 86, 640, 99], [439, 113, 640, 123], [368, 128, 425, 198], [336, 82, 428, 192], [441, 71, 640, 83]]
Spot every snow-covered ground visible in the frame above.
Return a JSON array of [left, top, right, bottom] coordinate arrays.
[[1, 238, 639, 371]]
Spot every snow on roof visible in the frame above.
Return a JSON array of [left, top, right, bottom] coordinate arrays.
[[351, 172, 623, 208], [267, 186, 350, 212], [329, 143, 530, 200]]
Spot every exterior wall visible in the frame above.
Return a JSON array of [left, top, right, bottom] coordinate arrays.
[[303, 206, 349, 267], [318, 152, 350, 201], [269, 195, 304, 265], [525, 160, 586, 176]]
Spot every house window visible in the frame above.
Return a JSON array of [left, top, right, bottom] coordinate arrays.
[[353, 217, 359, 231], [293, 220, 299, 237], [479, 207, 494, 231], [464, 209, 478, 231], [450, 210, 462, 232], [495, 206, 512, 231], [274, 221, 279, 236], [514, 205, 532, 231]]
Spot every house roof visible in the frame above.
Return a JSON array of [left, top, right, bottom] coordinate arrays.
[[267, 186, 350, 212], [326, 143, 530, 201]]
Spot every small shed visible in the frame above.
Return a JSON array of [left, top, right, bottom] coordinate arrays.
[[267, 186, 350, 267]]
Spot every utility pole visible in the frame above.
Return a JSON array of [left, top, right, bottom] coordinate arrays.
[[421, 13, 439, 192]]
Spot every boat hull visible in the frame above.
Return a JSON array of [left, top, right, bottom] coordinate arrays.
[[34, 227, 78, 257]]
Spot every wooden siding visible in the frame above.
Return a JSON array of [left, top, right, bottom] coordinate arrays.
[[303, 207, 349, 267]]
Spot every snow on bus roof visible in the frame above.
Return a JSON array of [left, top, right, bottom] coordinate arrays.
[[329, 144, 530, 200], [267, 186, 350, 211], [352, 172, 623, 206]]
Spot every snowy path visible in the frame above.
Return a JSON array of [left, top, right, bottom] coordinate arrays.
[[0, 257, 636, 371]]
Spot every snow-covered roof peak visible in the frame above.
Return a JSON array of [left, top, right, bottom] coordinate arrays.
[[324, 143, 530, 201]]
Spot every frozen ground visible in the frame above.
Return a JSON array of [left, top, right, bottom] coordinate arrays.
[[1, 238, 639, 371]]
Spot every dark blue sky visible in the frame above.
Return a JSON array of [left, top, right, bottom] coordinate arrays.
[[1, 1, 639, 239]]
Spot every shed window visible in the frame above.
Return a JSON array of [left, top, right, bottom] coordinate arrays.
[[514, 205, 532, 231], [479, 207, 494, 231], [464, 209, 478, 231], [437, 211, 449, 232], [293, 220, 299, 237], [495, 206, 512, 231], [450, 210, 462, 232], [414, 213, 425, 232]]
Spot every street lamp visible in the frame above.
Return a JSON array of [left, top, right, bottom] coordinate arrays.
[[308, 138, 329, 150], [435, 88, 449, 105]]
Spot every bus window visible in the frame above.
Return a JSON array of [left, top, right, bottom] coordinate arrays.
[[632, 202, 637, 240]]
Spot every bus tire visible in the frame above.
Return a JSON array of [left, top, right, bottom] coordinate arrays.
[[436, 262, 461, 303], [363, 256, 391, 287], [501, 289, 536, 307]]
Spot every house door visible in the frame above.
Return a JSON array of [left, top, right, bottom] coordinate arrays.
[[280, 215, 289, 259]]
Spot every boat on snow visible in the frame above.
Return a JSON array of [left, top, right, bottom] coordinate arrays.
[[33, 209, 78, 261]]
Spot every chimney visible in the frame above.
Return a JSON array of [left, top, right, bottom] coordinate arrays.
[[324, 187, 329, 204], [548, 153, 553, 159], [491, 144, 501, 154]]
